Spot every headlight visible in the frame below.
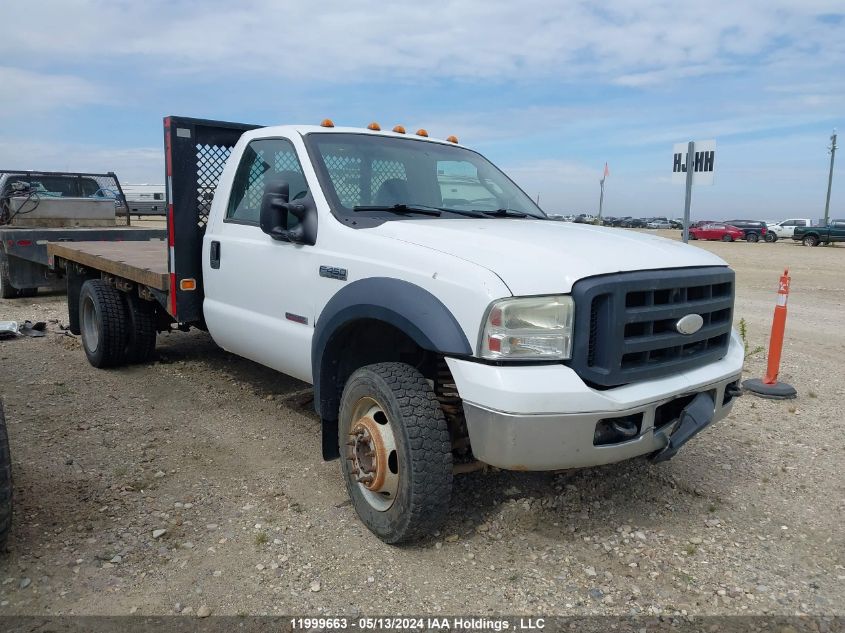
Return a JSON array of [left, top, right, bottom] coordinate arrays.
[[479, 295, 574, 360]]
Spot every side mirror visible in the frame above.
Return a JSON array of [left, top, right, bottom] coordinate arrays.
[[259, 181, 318, 245], [260, 181, 290, 239]]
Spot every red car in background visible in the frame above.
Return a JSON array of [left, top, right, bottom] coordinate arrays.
[[689, 223, 745, 242]]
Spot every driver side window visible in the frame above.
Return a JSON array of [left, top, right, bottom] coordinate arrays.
[[227, 138, 307, 225]]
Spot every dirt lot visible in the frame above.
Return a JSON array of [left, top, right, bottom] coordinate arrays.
[[0, 231, 843, 617]]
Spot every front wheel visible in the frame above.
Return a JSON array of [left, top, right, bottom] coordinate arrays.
[[765, 232, 778, 243], [802, 235, 819, 247], [339, 362, 453, 544], [721, 234, 734, 242]]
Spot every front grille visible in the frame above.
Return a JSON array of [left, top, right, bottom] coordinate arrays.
[[568, 267, 735, 387]]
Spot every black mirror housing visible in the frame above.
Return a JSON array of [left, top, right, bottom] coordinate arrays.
[[260, 181, 290, 238], [259, 181, 318, 245]]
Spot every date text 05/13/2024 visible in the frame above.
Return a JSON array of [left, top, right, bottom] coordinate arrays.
[[290, 617, 546, 631]]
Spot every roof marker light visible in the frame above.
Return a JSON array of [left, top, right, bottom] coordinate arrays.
[[367, 122, 381, 131], [416, 129, 429, 137], [392, 125, 406, 134], [320, 119, 335, 128], [446, 135, 459, 143]]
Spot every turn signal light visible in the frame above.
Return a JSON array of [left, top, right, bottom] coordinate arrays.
[[416, 129, 429, 137], [320, 119, 335, 128], [392, 125, 406, 134], [367, 122, 381, 131], [180, 278, 197, 291], [446, 135, 458, 143]]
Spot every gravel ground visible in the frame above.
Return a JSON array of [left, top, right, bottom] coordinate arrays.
[[0, 232, 843, 616]]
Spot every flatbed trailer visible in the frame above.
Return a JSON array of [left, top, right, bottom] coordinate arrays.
[[47, 117, 255, 340], [0, 169, 166, 298]]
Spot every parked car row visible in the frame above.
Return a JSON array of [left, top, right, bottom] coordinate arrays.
[[547, 214, 832, 248]]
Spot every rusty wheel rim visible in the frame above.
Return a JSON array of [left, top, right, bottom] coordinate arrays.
[[346, 397, 399, 511]]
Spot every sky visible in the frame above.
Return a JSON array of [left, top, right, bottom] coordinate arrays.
[[1, 1, 843, 221]]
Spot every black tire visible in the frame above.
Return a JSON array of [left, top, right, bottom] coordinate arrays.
[[0, 400, 11, 552], [18, 288, 37, 298], [688, 233, 697, 240], [746, 232, 759, 243], [802, 235, 818, 247], [0, 254, 18, 299], [721, 234, 733, 242], [79, 280, 129, 368], [339, 362, 453, 544], [765, 232, 778, 243], [124, 294, 157, 363]]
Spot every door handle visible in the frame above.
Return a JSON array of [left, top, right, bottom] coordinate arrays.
[[210, 241, 221, 269]]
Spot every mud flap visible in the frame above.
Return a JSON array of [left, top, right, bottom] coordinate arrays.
[[651, 392, 716, 463]]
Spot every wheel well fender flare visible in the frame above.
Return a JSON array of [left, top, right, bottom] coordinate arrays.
[[312, 278, 472, 455]]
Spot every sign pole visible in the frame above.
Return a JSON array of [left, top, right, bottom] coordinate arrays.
[[598, 177, 605, 222], [823, 129, 837, 226], [682, 140, 695, 243]]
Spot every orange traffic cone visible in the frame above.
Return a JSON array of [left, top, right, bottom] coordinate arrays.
[[743, 269, 797, 399]]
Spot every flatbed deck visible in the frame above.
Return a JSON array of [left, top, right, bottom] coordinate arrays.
[[48, 240, 169, 290]]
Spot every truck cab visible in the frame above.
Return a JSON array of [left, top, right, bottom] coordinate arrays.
[[50, 117, 745, 543]]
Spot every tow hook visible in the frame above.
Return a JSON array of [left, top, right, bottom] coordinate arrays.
[[651, 392, 716, 463]]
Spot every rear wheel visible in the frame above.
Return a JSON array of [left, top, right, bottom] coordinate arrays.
[[0, 256, 18, 299], [124, 294, 157, 363], [339, 362, 452, 544], [721, 234, 733, 242], [746, 232, 759, 243], [802, 235, 819, 247], [79, 280, 129, 368]]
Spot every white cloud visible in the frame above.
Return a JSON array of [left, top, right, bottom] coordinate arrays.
[[1, 1, 842, 84], [0, 66, 110, 115], [0, 140, 162, 184]]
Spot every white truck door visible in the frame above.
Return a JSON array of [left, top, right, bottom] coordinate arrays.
[[202, 136, 315, 382]]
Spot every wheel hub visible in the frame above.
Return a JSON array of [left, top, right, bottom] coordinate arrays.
[[346, 398, 399, 511], [349, 416, 387, 491]]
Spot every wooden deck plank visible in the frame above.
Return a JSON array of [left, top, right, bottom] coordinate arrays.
[[48, 240, 169, 290]]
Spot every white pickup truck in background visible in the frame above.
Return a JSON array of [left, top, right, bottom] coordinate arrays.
[[48, 116, 744, 543], [766, 218, 815, 240]]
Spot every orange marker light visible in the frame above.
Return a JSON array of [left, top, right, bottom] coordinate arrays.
[[416, 129, 429, 137], [367, 122, 381, 131], [446, 135, 459, 143], [392, 125, 406, 134], [320, 119, 335, 128], [180, 278, 197, 291]]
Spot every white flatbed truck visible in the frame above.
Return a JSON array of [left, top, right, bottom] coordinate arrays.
[[48, 116, 744, 543]]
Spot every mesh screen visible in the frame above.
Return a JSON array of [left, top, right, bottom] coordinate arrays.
[[323, 154, 362, 207], [195, 144, 233, 228], [371, 159, 407, 198]]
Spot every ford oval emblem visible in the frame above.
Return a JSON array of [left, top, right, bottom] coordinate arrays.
[[676, 314, 704, 335]]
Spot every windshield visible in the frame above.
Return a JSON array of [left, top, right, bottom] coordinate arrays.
[[304, 133, 546, 220]]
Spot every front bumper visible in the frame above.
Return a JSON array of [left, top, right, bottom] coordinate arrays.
[[446, 330, 744, 470]]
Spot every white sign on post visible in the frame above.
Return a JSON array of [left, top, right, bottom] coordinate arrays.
[[672, 140, 716, 185]]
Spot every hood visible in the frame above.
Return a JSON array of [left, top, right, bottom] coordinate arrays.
[[370, 218, 728, 295]]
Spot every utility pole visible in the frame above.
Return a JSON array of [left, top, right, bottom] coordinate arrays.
[[597, 163, 609, 223], [824, 129, 837, 226]]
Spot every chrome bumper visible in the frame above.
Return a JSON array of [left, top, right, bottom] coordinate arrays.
[[463, 374, 742, 471]]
